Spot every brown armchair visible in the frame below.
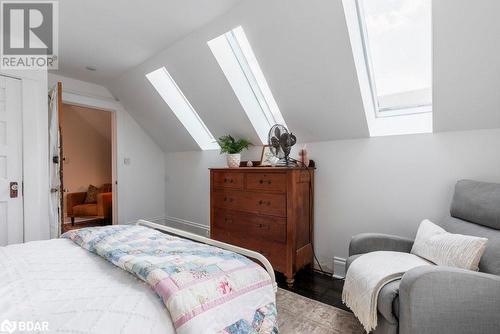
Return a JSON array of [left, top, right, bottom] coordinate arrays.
[[66, 185, 112, 226]]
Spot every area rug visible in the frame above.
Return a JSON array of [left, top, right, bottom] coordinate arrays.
[[276, 288, 364, 334]]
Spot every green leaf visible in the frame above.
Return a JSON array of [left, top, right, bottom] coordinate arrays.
[[217, 135, 252, 154]]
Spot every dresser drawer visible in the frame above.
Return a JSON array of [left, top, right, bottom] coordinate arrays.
[[246, 173, 286, 193], [211, 226, 230, 243], [214, 208, 286, 243], [229, 236, 286, 273], [212, 172, 244, 189], [213, 190, 287, 217]]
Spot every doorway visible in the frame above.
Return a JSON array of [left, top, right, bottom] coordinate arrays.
[[60, 104, 115, 233]]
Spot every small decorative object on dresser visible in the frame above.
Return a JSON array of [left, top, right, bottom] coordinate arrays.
[[217, 135, 252, 168], [210, 167, 315, 286], [298, 145, 310, 167], [260, 145, 278, 166]]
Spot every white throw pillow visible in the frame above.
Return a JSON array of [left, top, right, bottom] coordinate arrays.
[[410, 219, 488, 271]]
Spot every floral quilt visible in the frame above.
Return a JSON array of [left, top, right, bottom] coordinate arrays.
[[62, 225, 278, 334]]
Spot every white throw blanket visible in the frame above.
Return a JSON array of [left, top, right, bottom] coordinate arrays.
[[342, 251, 432, 332]]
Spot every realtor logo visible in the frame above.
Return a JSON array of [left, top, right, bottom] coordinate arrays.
[[1, 0, 58, 69]]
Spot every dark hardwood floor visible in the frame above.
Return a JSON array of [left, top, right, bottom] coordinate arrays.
[[61, 220, 110, 233], [276, 269, 350, 312]]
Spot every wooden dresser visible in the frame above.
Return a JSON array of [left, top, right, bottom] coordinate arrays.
[[210, 167, 314, 285]]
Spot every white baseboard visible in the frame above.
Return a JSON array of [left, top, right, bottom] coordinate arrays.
[[153, 216, 210, 236], [125, 216, 166, 225], [333, 257, 346, 279]]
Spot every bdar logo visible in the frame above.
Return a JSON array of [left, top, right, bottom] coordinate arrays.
[[0, 319, 16, 334]]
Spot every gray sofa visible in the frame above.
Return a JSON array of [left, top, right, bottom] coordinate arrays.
[[346, 180, 500, 334]]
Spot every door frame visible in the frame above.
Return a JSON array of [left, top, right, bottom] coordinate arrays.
[[58, 92, 118, 231]]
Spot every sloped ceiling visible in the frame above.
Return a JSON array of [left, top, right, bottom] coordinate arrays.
[[64, 104, 112, 142], [108, 0, 370, 152], [99, 0, 500, 153], [433, 0, 500, 132], [52, 0, 242, 83]]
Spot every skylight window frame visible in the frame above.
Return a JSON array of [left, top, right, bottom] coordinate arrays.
[[354, 0, 433, 118], [208, 26, 287, 144], [146, 67, 219, 151], [225, 29, 278, 127]]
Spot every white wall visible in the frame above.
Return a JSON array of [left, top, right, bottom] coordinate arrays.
[[165, 147, 260, 225], [165, 129, 500, 273], [49, 73, 166, 225], [307, 129, 500, 272]]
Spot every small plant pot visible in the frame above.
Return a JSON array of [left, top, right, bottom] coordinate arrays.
[[226, 153, 241, 168]]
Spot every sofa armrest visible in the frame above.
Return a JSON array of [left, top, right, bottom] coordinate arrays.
[[97, 192, 112, 218], [66, 192, 87, 216], [348, 233, 414, 256], [399, 266, 500, 334]]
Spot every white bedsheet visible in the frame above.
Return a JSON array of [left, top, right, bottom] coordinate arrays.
[[0, 239, 175, 334]]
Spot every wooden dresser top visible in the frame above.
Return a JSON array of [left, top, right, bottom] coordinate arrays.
[[209, 167, 314, 171]]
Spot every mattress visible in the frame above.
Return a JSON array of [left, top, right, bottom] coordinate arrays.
[[0, 238, 175, 334]]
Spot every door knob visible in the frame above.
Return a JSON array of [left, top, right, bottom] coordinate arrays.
[[10, 182, 18, 198]]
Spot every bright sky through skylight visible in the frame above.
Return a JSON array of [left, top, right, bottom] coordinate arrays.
[[361, 0, 432, 110], [208, 26, 287, 144], [146, 67, 219, 150]]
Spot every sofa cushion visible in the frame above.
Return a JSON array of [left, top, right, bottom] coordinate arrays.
[[73, 204, 98, 216], [377, 280, 400, 324], [441, 216, 500, 275], [411, 219, 487, 271], [451, 180, 500, 230], [84, 185, 100, 204]]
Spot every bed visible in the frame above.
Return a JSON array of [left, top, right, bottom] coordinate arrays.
[[0, 220, 278, 334]]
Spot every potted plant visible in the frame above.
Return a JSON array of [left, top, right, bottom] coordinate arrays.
[[217, 135, 251, 168]]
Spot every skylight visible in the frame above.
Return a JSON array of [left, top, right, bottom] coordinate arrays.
[[146, 67, 219, 150], [357, 0, 432, 117], [208, 26, 287, 144], [343, 0, 432, 136]]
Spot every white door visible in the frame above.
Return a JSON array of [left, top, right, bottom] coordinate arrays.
[[0, 75, 23, 246]]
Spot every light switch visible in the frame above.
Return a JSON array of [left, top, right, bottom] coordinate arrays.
[[124, 157, 131, 165]]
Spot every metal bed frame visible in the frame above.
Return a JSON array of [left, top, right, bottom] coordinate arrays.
[[136, 219, 277, 292]]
